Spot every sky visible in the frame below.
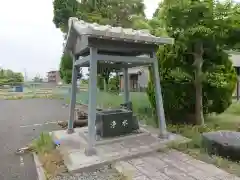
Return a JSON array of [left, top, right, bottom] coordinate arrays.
[[0, 0, 160, 80]]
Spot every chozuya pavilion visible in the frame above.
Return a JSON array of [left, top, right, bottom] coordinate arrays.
[[64, 17, 174, 156]]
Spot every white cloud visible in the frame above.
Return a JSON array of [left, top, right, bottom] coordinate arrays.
[[0, 0, 63, 79]]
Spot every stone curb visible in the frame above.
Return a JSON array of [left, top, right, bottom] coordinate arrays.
[[33, 153, 46, 180]]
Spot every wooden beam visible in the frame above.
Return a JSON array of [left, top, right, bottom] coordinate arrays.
[[75, 54, 154, 67], [75, 56, 90, 67], [97, 54, 154, 63]]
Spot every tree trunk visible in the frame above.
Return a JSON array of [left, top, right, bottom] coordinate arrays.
[[104, 78, 109, 91], [193, 42, 204, 125]]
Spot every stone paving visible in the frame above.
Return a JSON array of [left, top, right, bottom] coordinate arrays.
[[117, 149, 240, 180]]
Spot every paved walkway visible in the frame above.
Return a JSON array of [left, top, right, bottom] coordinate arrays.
[[118, 149, 240, 180]]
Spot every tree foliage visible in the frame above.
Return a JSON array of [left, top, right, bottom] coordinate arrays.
[[53, 0, 80, 33], [0, 68, 24, 86], [76, 0, 146, 27], [97, 75, 104, 90], [59, 53, 83, 84], [33, 75, 43, 82], [147, 0, 240, 125], [108, 75, 120, 93], [59, 53, 73, 84], [53, 0, 146, 33]]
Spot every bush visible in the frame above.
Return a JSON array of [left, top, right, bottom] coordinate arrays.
[[30, 132, 55, 154], [147, 45, 237, 125], [108, 75, 120, 93], [97, 75, 105, 91]]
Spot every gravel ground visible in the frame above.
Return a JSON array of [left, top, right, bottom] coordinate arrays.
[[52, 166, 123, 180]]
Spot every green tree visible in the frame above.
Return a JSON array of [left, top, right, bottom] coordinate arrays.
[[33, 75, 43, 82], [97, 75, 104, 90], [59, 53, 73, 84], [108, 75, 120, 93], [53, 0, 146, 91], [147, 0, 239, 125], [53, 0, 80, 33], [0, 69, 24, 86]]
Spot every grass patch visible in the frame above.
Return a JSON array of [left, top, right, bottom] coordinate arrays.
[[224, 103, 240, 115], [30, 133, 67, 178], [1, 93, 58, 100], [114, 173, 132, 180], [0, 87, 63, 100], [62, 91, 153, 119], [31, 133, 55, 154]]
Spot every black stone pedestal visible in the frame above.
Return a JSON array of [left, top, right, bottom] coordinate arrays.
[[202, 131, 240, 161]]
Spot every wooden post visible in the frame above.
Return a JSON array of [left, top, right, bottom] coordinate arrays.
[[123, 68, 130, 103]]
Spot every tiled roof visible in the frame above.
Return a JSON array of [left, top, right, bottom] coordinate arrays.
[[65, 17, 174, 52]]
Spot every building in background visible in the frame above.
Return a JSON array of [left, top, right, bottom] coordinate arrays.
[[119, 66, 149, 92], [229, 51, 240, 100], [47, 70, 61, 84]]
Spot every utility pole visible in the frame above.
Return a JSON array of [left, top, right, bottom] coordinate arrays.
[[24, 69, 28, 82]]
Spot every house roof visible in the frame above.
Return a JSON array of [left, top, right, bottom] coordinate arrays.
[[47, 70, 58, 73], [119, 67, 146, 75]]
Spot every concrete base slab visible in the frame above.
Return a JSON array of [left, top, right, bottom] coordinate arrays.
[[52, 127, 187, 173], [66, 128, 74, 134], [84, 146, 97, 156]]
